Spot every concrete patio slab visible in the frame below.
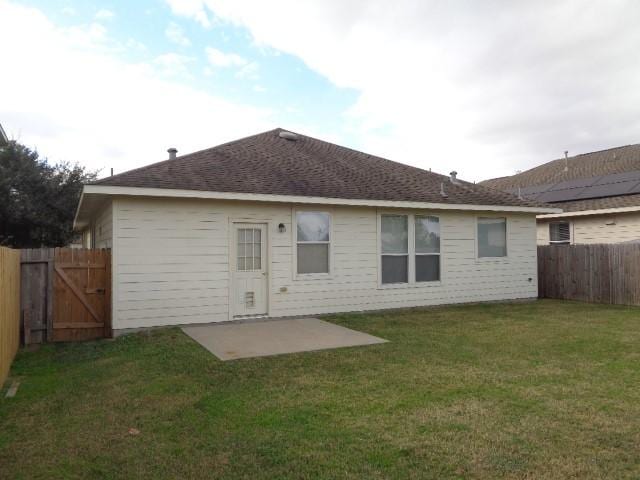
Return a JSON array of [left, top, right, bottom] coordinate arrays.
[[181, 318, 388, 360]]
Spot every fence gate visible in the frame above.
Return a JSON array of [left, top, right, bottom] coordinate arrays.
[[21, 248, 111, 343]]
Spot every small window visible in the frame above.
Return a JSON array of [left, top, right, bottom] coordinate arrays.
[[237, 228, 262, 271], [415, 216, 440, 282], [381, 215, 408, 284], [296, 212, 330, 274], [549, 222, 570, 244], [478, 217, 507, 258]]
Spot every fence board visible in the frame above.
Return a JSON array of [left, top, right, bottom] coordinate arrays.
[[538, 244, 640, 306], [0, 247, 21, 386]]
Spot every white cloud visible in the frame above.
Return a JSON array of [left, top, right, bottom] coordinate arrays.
[[166, 0, 640, 181], [235, 61, 258, 80], [165, 0, 211, 28], [154, 52, 194, 77], [0, 1, 272, 176], [205, 46, 246, 67], [94, 9, 114, 21], [253, 84, 266, 93], [165, 21, 191, 47]]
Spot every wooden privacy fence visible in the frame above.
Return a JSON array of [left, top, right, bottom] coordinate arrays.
[[22, 248, 111, 343], [0, 247, 20, 386], [538, 244, 640, 306]]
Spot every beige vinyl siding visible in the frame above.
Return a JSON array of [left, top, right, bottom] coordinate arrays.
[[81, 202, 113, 248], [111, 197, 538, 330], [95, 202, 113, 248], [537, 211, 640, 245]]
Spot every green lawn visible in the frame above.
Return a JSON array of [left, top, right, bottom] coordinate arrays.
[[1, 300, 640, 479]]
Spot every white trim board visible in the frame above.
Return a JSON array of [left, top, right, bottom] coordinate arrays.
[[75, 185, 560, 229], [537, 205, 640, 219]]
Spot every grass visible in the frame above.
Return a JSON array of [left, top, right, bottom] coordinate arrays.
[[1, 299, 640, 479]]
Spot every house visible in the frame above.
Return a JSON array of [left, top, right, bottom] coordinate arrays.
[[74, 129, 557, 332], [481, 145, 640, 245]]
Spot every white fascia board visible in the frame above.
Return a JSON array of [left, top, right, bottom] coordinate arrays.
[[81, 184, 562, 214], [537, 205, 640, 219], [72, 190, 86, 230]]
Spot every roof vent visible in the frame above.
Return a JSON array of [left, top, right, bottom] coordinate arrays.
[[168, 147, 177, 160], [440, 182, 448, 198], [449, 171, 458, 183], [279, 131, 298, 141]]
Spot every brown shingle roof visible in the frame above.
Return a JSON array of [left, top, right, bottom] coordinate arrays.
[[481, 144, 640, 191], [94, 128, 543, 209], [552, 193, 640, 212]]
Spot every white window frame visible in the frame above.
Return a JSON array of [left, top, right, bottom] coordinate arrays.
[[377, 211, 443, 289], [549, 221, 571, 245], [475, 216, 509, 261], [293, 209, 333, 280]]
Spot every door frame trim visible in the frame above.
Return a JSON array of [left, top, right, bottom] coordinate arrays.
[[228, 218, 270, 321]]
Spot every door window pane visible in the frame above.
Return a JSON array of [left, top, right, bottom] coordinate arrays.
[[297, 212, 330, 241], [478, 217, 507, 257], [297, 244, 329, 274], [381, 215, 408, 253], [416, 255, 440, 282], [382, 255, 408, 284], [237, 228, 262, 271], [415, 216, 440, 253]]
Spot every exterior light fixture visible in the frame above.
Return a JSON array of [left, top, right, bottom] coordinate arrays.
[[278, 223, 286, 233]]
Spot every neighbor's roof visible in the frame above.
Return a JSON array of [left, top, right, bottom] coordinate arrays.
[[92, 128, 544, 209], [481, 144, 640, 191], [552, 193, 640, 212]]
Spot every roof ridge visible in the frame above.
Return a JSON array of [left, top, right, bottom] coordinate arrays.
[[92, 128, 282, 184]]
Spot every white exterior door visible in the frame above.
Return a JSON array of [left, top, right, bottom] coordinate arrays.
[[231, 223, 268, 317]]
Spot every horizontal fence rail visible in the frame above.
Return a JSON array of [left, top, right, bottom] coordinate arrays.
[[0, 247, 21, 386], [538, 244, 640, 306]]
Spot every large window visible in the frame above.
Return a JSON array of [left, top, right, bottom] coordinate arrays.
[[381, 215, 409, 284], [477, 217, 507, 258], [549, 221, 570, 244], [296, 212, 330, 274], [415, 216, 440, 282], [380, 214, 441, 285]]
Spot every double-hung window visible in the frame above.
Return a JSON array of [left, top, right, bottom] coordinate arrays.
[[415, 216, 440, 282], [380, 214, 441, 285], [477, 217, 507, 257], [296, 211, 331, 275], [381, 215, 409, 284]]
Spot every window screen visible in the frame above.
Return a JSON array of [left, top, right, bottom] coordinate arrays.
[[415, 216, 440, 281], [477, 217, 507, 257], [549, 222, 570, 244], [381, 215, 408, 284], [297, 212, 330, 274]]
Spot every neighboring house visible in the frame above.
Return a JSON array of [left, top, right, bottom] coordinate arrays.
[[74, 128, 556, 332], [482, 144, 640, 245]]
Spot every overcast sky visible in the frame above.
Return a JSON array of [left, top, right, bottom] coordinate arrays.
[[1, 0, 638, 182]]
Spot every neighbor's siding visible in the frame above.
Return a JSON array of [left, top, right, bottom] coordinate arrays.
[[537, 211, 640, 245], [111, 197, 538, 330]]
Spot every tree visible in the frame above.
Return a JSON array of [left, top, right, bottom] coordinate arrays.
[[0, 141, 98, 248]]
